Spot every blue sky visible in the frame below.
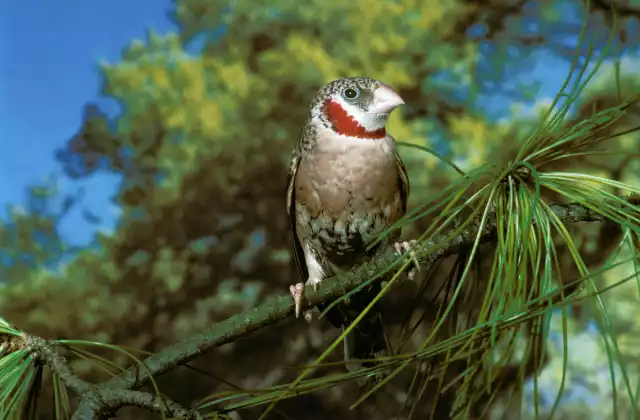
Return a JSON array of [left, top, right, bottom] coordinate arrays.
[[0, 1, 576, 246], [0, 0, 175, 245]]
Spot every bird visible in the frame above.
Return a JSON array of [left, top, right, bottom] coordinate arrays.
[[285, 76, 417, 369]]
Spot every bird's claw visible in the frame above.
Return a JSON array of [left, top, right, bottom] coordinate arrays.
[[290, 277, 323, 319], [303, 310, 315, 323], [289, 282, 305, 318], [394, 240, 421, 280]]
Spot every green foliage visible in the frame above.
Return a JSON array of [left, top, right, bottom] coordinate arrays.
[[0, 318, 41, 420], [0, 179, 70, 283], [1, 0, 640, 419]]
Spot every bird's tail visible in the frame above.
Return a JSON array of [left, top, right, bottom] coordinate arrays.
[[342, 309, 389, 372], [336, 284, 390, 372]]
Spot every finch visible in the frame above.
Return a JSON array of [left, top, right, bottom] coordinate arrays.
[[286, 77, 415, 369]]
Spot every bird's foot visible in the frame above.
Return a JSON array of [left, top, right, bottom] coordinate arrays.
[[289, 276, 323, 318], [303, 310, 316, 323], [289, 283, 305, 318], [394, 239, 421, 280]]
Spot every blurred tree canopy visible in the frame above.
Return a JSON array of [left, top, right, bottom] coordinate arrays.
[[1, 0, 640, 418]]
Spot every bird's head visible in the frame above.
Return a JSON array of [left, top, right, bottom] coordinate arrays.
[[310, 77, 405, 139]]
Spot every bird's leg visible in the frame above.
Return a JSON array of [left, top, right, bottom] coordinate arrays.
[[394, 239, 421, 280], [290, 244, 326, 318], [303, 276, 322, 322], [289, 276, 323, 318]]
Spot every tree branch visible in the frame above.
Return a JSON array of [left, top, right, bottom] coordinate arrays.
[[23, 335, 194, 420], [7, 199, 636, 419]]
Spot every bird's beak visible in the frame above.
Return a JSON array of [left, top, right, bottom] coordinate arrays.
[[371, 84, 405, 114]]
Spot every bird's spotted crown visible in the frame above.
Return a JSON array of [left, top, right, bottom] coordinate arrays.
[[309, 77, 403, 140]]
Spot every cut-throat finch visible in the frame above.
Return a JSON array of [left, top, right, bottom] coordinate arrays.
[[286, 77, 419, 370]]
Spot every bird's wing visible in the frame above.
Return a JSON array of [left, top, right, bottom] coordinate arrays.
[[286, 152, 309, 281], [395, 151, 410, 214]]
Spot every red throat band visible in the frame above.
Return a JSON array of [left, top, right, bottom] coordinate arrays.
[[323, 100, 386, 139]]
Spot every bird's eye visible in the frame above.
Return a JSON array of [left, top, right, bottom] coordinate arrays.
[[343, 88, 359, 100]]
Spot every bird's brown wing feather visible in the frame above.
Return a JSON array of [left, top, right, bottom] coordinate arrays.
[[395, 151, 410, 214], [286, 153, 309, 281]]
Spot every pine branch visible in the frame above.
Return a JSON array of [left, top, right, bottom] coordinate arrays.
[[22, 335, 195, 420], [105, 201, 623, 389], [10, 198, 637, 419]]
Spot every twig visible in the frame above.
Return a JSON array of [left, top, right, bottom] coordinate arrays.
[[23, 335, 194, 420]]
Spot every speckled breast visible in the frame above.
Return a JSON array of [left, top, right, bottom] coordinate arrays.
[[294, 143, 403, 269]]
